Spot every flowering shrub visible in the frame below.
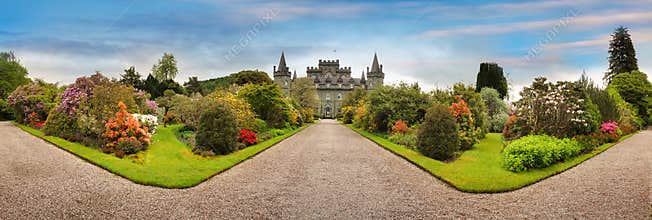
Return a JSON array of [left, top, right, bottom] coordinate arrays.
[[417, 103, 460, 160], [391, 120, 409, 134], [513, 77, 600, 139], [101, 102, 150, 154], [145, 100, 158, 115], [27, 111, 43, 128], [133, 113, 158, 135], [8, 80, 60, 124], [238, 129, 257, 146], [449, 96, 480, 150], [599, 121, 620, 134]]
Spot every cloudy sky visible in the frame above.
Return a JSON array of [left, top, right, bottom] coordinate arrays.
[[1, 0, 651, 99]]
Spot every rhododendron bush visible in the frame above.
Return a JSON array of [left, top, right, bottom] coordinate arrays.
[[238, 129, 257, 146], [8, 80, 60, 125], [449, 96, 480, 150], [133, 113, 158, 135], [102, 102, 150, 154], [512, 77, 600, 139]]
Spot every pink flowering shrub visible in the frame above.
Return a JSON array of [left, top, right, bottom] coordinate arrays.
[[599, 121, 620, 134]]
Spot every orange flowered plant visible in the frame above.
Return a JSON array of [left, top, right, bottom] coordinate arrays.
[[391, 120, 409, 134], [101, 102, 150, 154]]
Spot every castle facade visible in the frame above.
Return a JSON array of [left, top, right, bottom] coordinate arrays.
[[273, 52, 385, 118]]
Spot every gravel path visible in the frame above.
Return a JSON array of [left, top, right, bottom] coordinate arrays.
[[1, 120, 650, 219]]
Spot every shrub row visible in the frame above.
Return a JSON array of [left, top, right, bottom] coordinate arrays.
[[503, 135, 583, 172]]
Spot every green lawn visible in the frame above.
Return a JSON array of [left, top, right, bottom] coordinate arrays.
[[346, 124, 634, 193], [14, 122, 310, 188]]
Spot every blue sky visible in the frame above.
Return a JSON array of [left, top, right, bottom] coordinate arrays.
[[1, 0, 651, 99]]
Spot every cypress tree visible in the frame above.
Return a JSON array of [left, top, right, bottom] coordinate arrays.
[[605, 26, 638, 83], [475, 63, 508, 99]]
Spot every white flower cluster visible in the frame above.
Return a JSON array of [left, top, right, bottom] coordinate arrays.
[[133, 113, 158, 135]]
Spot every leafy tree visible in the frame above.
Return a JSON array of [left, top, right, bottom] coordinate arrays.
[[238, 83, 292, 128], [453, 83, 488, 137], [197, 75, 235, 94], [289, 77, 318, 122], [119, 66, 142, 88], [605, 26, 638, 83], [233, 70, 272, 85], [608, 70, 652, 124], [480, 88, 509, 132], [366, 82, 430, 132], [341, 88, 367, 108], [0, 51, 31, 120], [152, 53, 178, 81], [141, 74, 185, 99], [416, 103, 460, 160], [475, 62, 508, 99], [184, 76, 204, 95]]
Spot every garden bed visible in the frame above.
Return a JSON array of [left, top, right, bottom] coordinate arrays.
[[14, 121, 311, 188], [345, 124, 634, 193]]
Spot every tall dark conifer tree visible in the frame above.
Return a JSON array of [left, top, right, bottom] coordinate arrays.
[[605, 26, 638, 83]]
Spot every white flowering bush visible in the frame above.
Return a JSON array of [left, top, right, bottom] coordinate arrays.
[[132, 113, 159, 135], [513, 77, 599, 138]]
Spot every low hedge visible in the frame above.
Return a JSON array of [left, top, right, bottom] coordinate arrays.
[[503, 135, 582, 172]]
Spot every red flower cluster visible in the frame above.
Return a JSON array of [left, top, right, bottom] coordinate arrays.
[[391, 120, 409, 134], [28, 111, 43, 128], [238, 129, 257, 146], [101, 102, 150, 151], [449, 98, 471, 118]]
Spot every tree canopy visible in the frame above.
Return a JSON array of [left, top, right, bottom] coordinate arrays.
[[152, 53, 179, 81], [475, 62, 508, 99], [605, 26, 638, 83], [0, 51, 31, 120], [233, 70, 272, 85]]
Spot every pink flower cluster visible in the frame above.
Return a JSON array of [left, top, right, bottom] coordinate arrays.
[[599, 121, 619, 134]]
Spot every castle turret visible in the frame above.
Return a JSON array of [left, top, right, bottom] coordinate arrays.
[[273, 52, 291, 94], [366, 53, 384, 89]]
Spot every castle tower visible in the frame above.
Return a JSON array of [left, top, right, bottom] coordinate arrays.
[[366, 53, 384, 90], [273, 52, 291, 94]]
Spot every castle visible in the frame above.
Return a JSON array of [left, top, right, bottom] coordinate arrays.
[[273, 52, 385, 118]]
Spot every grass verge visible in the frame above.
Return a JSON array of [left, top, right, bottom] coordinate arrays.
[[345, 124, 634, 193], [13, 121, 310, 188]]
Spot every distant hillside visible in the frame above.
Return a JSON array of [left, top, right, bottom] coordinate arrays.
[[199, 74, 234, 94]]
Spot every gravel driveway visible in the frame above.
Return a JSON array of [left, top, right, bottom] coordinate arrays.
[[1, 120, 650, 219]]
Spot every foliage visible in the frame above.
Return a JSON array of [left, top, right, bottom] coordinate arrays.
[[168, 94, 207, 130], [605, 26, 638, 83], [133, 113, 158, 135], [366, 83, 430, 132], [152, 53, 179, 81], [416, 103, 460, 160], [503, 135, 583, 172], [119, 66, 142, 88], [480, 88, 509, 132], [352, 100, 371, 129], [391, 120, 409, 134], [289, 77, 318, 123], [238, 83, 292, 128], [196, 102, 239, 155], [388, 132, 417, 150], [608, 70, 652, 125], [513, 77, 600, 138], [238, 129, 258, 146], [341, 106, 355, 124], [452, 83, 488, 137], [7, 79, 60, 124], [79, 79, 140, 138], [197, 74, 235, 94], [600, 121, 621, 135], [101, 102, 150, 154], [449, 96, 480, 150], [43, 107, 78, 140], [475, 62, 508, 99], [207, 90, 257, 131], [606, 87, 643, 132], [233, 70, 273, 85], [502, 115, 529, 141], [184, 76, 204, 95], [141, 74, 185, 99], [341, 87, 367, 108], [0, 52, 31, 120], [578, 74, 620, 122]]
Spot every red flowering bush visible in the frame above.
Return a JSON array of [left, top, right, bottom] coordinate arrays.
[[391, 120, 409, 134], [101, 102, 150, 154], [449, 96, 479, 150], [27, 111, 43, 128], [238, 129, 257, 146], [599, 121, 620, 134]]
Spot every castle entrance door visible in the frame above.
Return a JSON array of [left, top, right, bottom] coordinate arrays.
[[324, 106, 331, 118]]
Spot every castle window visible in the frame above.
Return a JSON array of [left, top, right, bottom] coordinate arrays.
[[337, 93, 342, 100], [326, 94, 330, 100]]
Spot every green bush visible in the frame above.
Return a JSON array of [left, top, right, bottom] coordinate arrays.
[[607, 87, 644, 131], [489, 112, 509, 133], [366, 83, 430, 132], [609, 70, 652, 125], [503, 135, 583, 172], [388, 132, 417, 150], [416, 103, 460, 160], [196, 102, 239, 155], [238, 83, 292, 129], [43, 108, 78, 140]]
